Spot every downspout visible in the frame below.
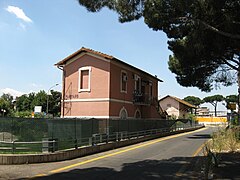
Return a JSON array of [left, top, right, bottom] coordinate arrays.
[[57, 65, 66, 118]]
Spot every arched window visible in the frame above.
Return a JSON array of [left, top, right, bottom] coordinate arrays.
[[119, 107, 128, 119], [134, 109, 141, 119]]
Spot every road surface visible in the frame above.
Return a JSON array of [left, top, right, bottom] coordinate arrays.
[[0, 127, 217, 180]]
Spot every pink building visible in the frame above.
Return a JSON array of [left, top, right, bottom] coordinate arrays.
[[55, 47, 163, 119], [159, 95, 197, 119]]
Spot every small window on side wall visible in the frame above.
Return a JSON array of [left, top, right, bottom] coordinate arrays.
[[121, 71, 127, 93], [135, 109, 141, 119], [120, 107, 128, 120], [79, 67, 91, 92], [149, 81, 153, 98]]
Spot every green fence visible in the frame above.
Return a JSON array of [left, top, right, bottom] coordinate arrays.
[[0, 117, 198, 153]]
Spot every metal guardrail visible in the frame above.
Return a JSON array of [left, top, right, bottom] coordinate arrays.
[[0, 140, 57, 153], [0, 124, 201, 154]]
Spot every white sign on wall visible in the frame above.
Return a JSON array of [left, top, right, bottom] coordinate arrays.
[[34, 106, 42, 113]]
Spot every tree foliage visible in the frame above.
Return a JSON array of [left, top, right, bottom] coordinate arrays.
[[183, 96, 203, 106], [225, 94, 238, 110], [0, 93, 14, 116], [14, 90, 61, 117], [47, 90, 61, 117], [225, 94, 238, 104], [16, 94, 32, 112], [78, 0, 240, 92], [203, 94, 224, 116]]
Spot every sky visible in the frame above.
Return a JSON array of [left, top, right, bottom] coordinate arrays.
[[0, 0, 237, 111]]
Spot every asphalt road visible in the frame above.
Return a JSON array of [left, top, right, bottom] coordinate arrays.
[[0, 127, 217, 180]]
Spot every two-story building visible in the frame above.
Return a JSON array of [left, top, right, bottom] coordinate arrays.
[[55, 47, 163, 119], [159, 95, 197, 119]]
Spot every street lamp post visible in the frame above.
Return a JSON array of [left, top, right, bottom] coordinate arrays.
[[46, 83, 59, 115]]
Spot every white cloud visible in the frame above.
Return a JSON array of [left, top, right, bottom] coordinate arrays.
[[6, 5, 33, 23], [0, 88, 25, 98]]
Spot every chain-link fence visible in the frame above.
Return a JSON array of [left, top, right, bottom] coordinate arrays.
[[0, 117, 199, 153]]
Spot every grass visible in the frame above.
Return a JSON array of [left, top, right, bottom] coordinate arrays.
[[208, 126, 240, 153], [201, 126, 240, 179]]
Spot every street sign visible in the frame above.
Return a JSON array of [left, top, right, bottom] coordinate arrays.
[[227, 103, 236, 111]]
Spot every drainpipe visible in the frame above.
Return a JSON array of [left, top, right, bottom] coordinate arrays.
[[57, 65, 66, 118]]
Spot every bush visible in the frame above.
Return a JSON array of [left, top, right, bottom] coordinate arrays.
[[209, 127, 240, 153]]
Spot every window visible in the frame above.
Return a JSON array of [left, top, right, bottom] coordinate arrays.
[[119, 107, 128, 119], [121, 71, 127, 93], [134, 74, 141, 92], [149, 81, 153, 98], [79, 67, 91, 92], [135, 109, 141, 119]]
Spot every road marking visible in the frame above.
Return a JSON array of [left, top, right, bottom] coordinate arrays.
[[29, 174, 47, 179], [35, 174, 47, 177], [176, 135, 210, 177], [192, 142, 207, 157], [49, 127, 207, 174]]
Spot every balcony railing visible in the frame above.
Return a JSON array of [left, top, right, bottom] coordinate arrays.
[[133, 90, 151, 105]]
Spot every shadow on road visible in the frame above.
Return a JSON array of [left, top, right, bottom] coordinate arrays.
[[30, 156, 205, 180], [187, 134, 211, 139], [213, 152, 240, 179]]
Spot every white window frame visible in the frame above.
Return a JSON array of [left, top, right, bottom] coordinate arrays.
[[134, 74, 141, 92], [120, 70, 128, 93], [78, 66, 91, 92], [119, 107, 128, 119], [149, 81, 153, 98]]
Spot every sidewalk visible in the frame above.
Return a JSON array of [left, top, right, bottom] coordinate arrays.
[[213, 152, 240, 180]]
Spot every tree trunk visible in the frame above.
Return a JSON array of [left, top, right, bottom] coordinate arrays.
[[215, 104, 217, 117]]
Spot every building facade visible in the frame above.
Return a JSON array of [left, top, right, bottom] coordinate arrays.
[[55, 47, 162, 119], [159, 95, 196, 119]]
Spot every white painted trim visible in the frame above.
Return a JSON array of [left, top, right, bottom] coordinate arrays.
[[134, 74, 141, 92], [111, 98, 133, 104], [149, 80, 153, 98], [119, 107, 128, 119], [63, 98, 133, 104], [78, 66, 91, 92], [120, 70, 128, 94], [64, 98, 109, 102]]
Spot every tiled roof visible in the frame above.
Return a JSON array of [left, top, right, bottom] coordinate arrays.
[[55, 47, 163, 82], [160, 95, 197, 108], [55, 47, 114, 66]]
